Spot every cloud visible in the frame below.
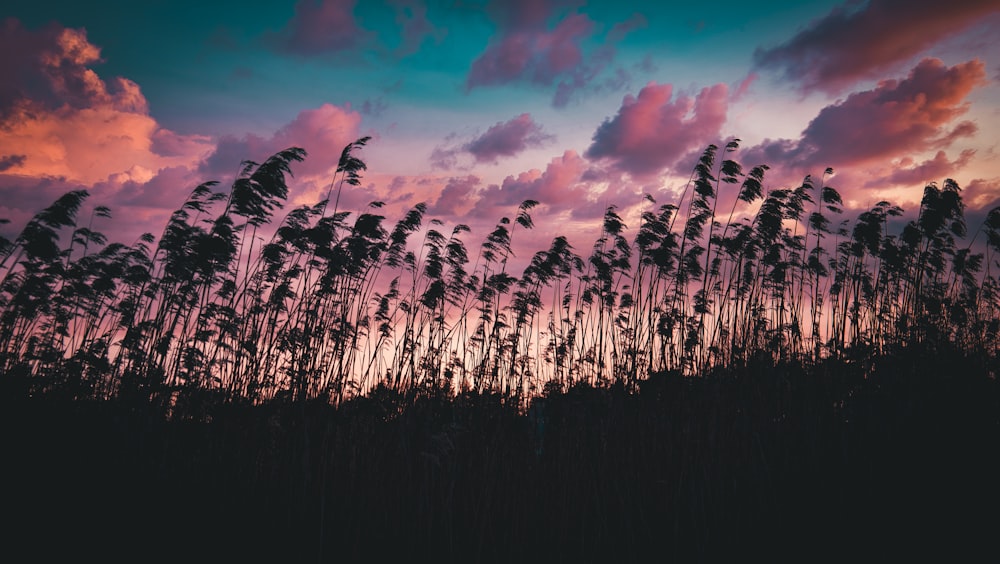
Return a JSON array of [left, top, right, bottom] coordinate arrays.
[[0, 20, 368, 245], [585, 82, 729, 177], [750, 58, 987, 172], [429, 143, 461, 171], [390, 0, 445, 56], [964, 177, 1000, 211], [471, 149, 590, 217], [753, 0, 999, 93], [267, 0, 443, 59], [0, 19, 387, 250], [0, 169, 192, 248], [151, 129, 214, 158], [0, 104, 198, 185], [360, 97, 388, 117], [0, 18, 52, 112], [730, 58, 990, 216], [0, 20, 214, 188], [430, 114, 554, 170], [732, 73, 757, 101], [103, 164, 200, 211], [200, 103, 364, 179], [465, 113, 554, 163], [429, 174, 480, 216], [0, 19, 212, 245], [267, 0, 371, 55], [465, 3, 644, 106], [0, 174, 87, 232], [0, 18, 147, 115], [0, 155, 26, 172], [864, 149, 976, 189], [467, 12, 592, 88]]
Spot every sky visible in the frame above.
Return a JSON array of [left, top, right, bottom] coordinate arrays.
[[2, 0, 999, 259]]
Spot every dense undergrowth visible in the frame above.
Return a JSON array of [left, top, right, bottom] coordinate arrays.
[[3, 345, 998, 561], [2, 139, 1000, 560]]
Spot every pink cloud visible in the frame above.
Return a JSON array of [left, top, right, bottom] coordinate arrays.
[[108, 165, 208, 210], [267, 0, 447, 59], [864, 149, 976, 189], [151, 128, 214, 158], [0, 104, 190, 184], [486, 0, 577, 30], [751, 58, 987, 172], [729, 58, 990, 218], [732, 73, 757, 101], [964, 178, 1000, 212], [465, 113, 554, 164], [585, 82, 729, 177], [753, 0, 999, 93], [429, 175, 480, 217], [269, 0, 371, 55], [471, 149, 590, 217], [200, 103, 364, 179], [606, 12, 646, 42]]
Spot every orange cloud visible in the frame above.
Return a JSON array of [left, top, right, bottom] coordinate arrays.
[[0, 105, 211, 185], [0, 20, 213, 187]]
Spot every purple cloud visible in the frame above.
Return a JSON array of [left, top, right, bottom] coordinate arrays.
[[0, 18, 147, 116], [390, 0, 445, 56], [429, 174, 480, 216], [0, 154, 26, 172], [430, 114, 554, 170], [756, 58, 987, 171], [466, 3, 644, 106], [465, 113, 554, 163], [864, 149, 976, 189], [268, 0, 371, 55], [753, 0, 1000, 93]]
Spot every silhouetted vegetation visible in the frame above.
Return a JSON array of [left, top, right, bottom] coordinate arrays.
[[2, 139, 998, 561]]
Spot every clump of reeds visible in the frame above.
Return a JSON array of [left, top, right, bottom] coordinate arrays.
[[2, 137, 999, 410]]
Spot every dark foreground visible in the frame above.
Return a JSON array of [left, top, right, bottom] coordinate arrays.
[[3, 348, 999, 563]]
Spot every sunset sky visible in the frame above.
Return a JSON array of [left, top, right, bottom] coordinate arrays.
[[2, 0, 999, 256]]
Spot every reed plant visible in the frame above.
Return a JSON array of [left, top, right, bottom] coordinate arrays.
[[2, 138, 999, 411]]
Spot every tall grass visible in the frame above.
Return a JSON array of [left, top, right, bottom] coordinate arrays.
[[2, 138, 999, 409]]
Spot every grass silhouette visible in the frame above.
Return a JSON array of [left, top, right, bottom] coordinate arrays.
[[1, 139, 998, 561]]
